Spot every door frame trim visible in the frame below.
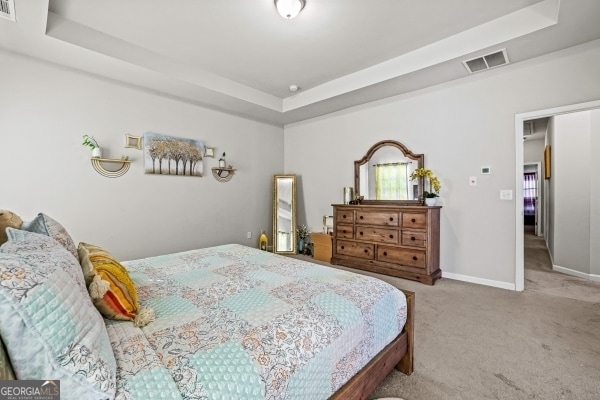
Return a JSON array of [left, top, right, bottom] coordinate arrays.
[[514, 99, 600, 291]]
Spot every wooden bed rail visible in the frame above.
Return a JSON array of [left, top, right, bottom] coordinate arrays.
[[397, 289, 414, 374]]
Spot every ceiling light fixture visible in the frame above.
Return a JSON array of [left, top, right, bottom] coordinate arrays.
[[275, 0, 305, 19]]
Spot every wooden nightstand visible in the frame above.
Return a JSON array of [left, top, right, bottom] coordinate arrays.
[[311, 232, 333, 263]]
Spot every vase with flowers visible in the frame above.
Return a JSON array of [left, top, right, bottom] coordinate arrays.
[[410, 168, 441, 206], [296, 224, 310, 253]]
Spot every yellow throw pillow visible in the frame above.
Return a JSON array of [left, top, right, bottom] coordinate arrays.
[[78, 243, 154, 327]]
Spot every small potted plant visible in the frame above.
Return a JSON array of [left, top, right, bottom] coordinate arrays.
[[82, 134, 102, 158], [410, 168, 441, 206], [296, 224, 311, 253], [219, 152, 226, 168]]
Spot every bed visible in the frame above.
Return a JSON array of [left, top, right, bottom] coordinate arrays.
[[0, 215, 413, 400]]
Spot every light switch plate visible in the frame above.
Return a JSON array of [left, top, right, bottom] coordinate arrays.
[[481, 167, 491, 174], [469, 176, 477, 186], [500, 190, 513, 200]]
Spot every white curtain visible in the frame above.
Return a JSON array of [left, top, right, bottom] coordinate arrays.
[[375, 163, 409, 200]]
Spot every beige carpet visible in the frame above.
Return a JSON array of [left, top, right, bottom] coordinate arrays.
[[294, 230, 600, 400]]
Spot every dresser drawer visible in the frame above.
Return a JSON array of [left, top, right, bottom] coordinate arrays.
[[331, 203, 441, 285], [336, 209, 355, 223], [401, 231, 427, 248], [336, 240, 374, 260], [336, 224, 354, 239], [377, 246, 426, 268], [355, 226, 399, 244], [402, 212, 427, 229], [356, 211, 399, 226]]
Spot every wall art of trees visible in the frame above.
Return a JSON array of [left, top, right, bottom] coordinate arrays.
[[143, 133, 205, 177]]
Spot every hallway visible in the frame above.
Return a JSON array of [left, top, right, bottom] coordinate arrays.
[[524, 227, 600, 302]]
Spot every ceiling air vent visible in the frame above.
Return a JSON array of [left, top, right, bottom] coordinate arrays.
[[524, 121, 534, 136], [463, 49, 509, 74], [0, 0, 16, 22]]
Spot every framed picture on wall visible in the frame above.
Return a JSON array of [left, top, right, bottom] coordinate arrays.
[[142, 132, 206, 177], [544, 145, 551, 179], [125, 134, 142, 149]]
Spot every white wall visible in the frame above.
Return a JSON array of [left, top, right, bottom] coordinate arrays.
[[589, 110, 600, 278], [3, 41, 600, 288], [284, 40, 600, 288], [545, 118, 555, 258], [0, 51, 283, 261], [552, 112, 591, 274], [524, 139, 544, 165]]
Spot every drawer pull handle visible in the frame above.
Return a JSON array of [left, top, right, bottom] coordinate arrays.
[[343, 214, 347, 219], [389, 234, 394, 239], [411, 236, 416, 241], [341, 246, 345, 249], [359, 231, 363, 235], [364, 249, 369, 254], [411, 218, 416, 223], [360, 216, 364, 219], [383, 251, 388, 256], [389, 217, 393, 221], [412, 256, 418, 261], [343, 230, 347, 233]]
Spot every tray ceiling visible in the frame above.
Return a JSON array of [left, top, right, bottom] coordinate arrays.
[[2, 0, 600, 125]]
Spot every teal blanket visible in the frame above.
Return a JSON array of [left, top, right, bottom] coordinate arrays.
[[107, 244, 407, 400]]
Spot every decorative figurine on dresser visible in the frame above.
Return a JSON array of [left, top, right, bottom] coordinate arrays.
[[330, 140, 442, 285]]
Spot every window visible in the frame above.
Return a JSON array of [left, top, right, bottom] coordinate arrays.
[[375, 163, 409, 200], [523, 172, 537, 215]]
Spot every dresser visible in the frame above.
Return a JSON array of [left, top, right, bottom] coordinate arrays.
[[331, 204, 441, 285]]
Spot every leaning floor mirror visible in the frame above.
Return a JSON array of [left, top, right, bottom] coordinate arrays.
[[273, 174, 297, 254]]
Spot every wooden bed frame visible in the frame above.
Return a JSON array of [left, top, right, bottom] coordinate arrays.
[[0, 291, 414, 399], [331, 289, 414, 400]]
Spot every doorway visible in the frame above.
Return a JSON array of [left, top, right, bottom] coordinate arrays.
[[514, 99, 600, 291]]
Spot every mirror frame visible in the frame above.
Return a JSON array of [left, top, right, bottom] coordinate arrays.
[[354, 140, 424, 205], [272, 174, 298, 254]]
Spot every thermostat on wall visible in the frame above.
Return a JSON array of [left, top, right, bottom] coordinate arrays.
[[481, 167, 491, 174]]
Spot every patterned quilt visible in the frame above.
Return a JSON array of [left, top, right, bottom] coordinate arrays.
[[107, 244, 407, 400]]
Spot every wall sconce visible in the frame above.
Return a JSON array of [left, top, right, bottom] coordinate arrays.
[[82, 135, 133, 178], [211, 166, 236, 183], [275, 0, 305, 19]]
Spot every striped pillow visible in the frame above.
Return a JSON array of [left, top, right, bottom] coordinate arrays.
[[78, 243, 145, 324]]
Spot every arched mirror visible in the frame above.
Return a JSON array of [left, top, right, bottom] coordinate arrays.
[[355, 140, 424, 205], [273, 174, 297, 254]]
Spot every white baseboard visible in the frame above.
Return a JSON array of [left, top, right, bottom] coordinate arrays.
[[442, 271, 516, 291], [553, 265, 600, 282]]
